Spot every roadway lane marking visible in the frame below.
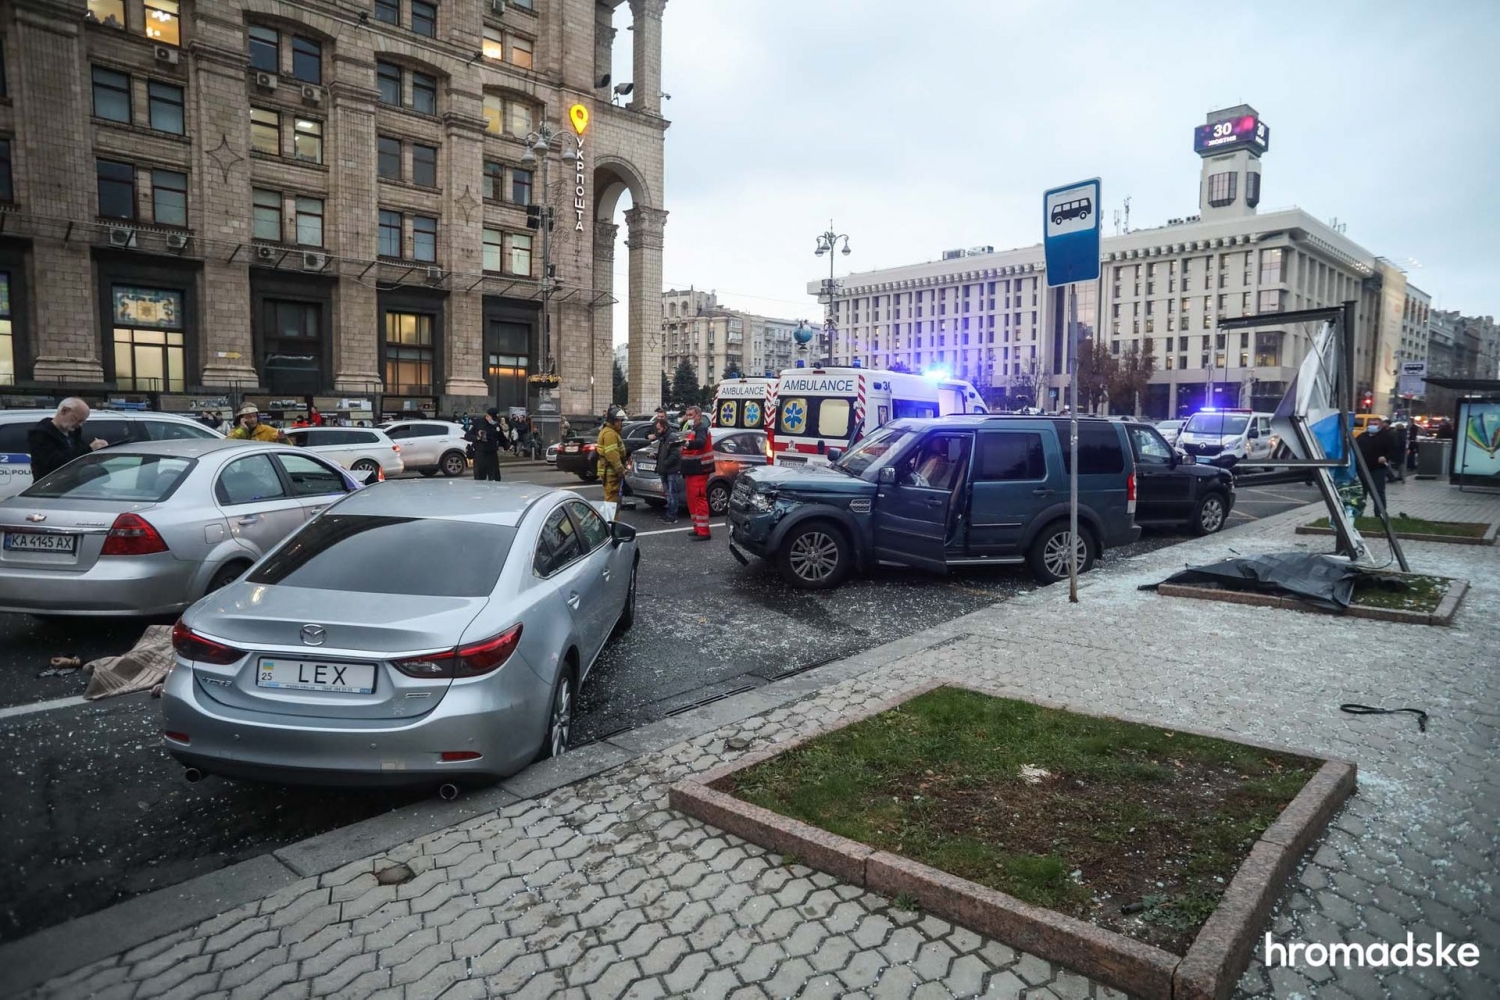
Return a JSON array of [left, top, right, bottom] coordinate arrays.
[[0, 695, 89, 720], [1239, 489, 1318, 503], [634, 522, 727, 537]]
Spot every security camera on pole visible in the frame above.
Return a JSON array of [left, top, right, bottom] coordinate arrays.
[[1043, 178, 1102, 603]]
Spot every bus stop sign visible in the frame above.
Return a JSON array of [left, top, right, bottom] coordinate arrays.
[[1043, 178, 1102, 288]]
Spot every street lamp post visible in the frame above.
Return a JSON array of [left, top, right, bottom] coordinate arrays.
[[814, 224, 851, 366], [520, 123, 581, 384]]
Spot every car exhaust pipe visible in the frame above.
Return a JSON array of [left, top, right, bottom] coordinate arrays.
[[183, 767, 205, 784], [437, 783, 460, 801]]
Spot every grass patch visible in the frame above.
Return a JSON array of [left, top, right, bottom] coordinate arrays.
[[1351, 573, 1449, 613], [716, 687, 1320, 955], [1311, 515, 1490, 539]]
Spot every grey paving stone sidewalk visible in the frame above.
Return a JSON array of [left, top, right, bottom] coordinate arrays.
[[21, 480, 1499, 999]]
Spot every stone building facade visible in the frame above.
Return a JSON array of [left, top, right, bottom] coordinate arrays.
[[661, 287, 803, 386], [0, 0, 668, 424], [808, 106, 1430, 419]]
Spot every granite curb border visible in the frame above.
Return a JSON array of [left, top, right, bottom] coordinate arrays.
[[670, 678, 1357, 1000], [1293, 521, 1498, 545], [1157, 578, 1469, 626], [0, 628, 969, 996]]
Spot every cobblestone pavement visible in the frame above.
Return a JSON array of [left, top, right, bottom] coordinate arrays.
[[24, 481, 1499, 999]]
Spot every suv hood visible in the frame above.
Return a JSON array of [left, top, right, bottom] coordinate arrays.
[[743, 463, 876, 497]]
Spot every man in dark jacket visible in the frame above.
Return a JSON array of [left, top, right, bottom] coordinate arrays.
[[1356, 417, 1399, 511], [466, 407, 506, 481], [648, 412, 683, 522], [28, 398, 108, 481]]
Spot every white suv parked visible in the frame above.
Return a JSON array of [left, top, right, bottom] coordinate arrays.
[[378, 420, 470, 477], [284, 426, 405, 479], [0, 409, 223, 500]]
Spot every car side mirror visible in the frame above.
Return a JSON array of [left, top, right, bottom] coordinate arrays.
[[826, 447, 844, 462], [611, 521, 637, 546], [878, 467, 896, 484], [351, 468, 378, 485], [1248, 428, 1260, 439], [1167, 450, 1179, 468]]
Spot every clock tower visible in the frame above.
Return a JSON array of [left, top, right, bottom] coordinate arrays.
[[1195, 105, 1270, 221]]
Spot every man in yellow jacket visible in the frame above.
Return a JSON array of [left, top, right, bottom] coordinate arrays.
[[227, 404, 285, 442], [596, 406, 628, 520]]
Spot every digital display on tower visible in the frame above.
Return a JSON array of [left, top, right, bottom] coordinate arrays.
[[1194, 115, 1270, 155]]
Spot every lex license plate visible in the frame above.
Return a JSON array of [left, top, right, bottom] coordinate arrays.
[[3, 531, 78, 554], [256, 657, 375, 694]]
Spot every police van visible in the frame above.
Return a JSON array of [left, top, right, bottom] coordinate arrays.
[[711, 377, 774, 433], [769, 366, 987, 466]]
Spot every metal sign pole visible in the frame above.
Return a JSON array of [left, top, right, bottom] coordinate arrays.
[[1068, 282, 1079, 602]]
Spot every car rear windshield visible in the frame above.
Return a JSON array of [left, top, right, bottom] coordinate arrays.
[[248, 514, 515, 597], [25, 453, 196, 501], [1184, 413, 1250, 436]]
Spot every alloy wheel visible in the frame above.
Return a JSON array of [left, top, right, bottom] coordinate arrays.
[[788, 531, 840, 583], [1200, 496, 1226, 533], [708, 484, 730, 515], [1042, 530, 1086, 579], [549, 679, 572, 758]]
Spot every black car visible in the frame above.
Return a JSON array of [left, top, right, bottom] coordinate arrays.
[[1119, 420, 1235, 534], [728, 415, 1140, 589], [555, 420, 655, 482]]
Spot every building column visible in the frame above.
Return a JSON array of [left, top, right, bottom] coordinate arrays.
[[13, 3, 99, 382], [328, 83, 383, 395], [593, 220, 618, 412], [627, 0, 666, 116], [442, 122, 490, 409], [624, 206, 666, 413], [190, 19, 258, 389]]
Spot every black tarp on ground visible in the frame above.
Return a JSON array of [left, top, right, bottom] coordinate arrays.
[[1148, 552, 1362, 610]]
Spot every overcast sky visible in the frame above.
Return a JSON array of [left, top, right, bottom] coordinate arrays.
[[608, 0, 1500, 348]]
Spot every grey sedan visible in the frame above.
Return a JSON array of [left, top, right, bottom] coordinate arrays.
[[161, 480, 639, 786], [0, 439, 363, 617]]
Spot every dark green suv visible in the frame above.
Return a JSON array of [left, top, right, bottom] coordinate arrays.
[[727, 416, 1140, 589]]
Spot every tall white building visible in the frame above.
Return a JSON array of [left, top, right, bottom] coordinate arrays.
[[809, 106, 1428, 418], [661, 288, 803, 384]]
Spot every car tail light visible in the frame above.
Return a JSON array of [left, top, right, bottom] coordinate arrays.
[[440, 751, 481, 762], [171, 620, 245, 665], [162, 730, 190, 744], [391, 624, 523, 679], [1127, 472, 1137, 515], [100, 512, 169, 556], [392, 444, 401, 452], [456, 624, 523, 676], [583, 443, 596, 452]]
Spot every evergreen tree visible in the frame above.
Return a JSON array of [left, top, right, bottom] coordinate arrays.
[[612, 359, 629, 407], [661, 373, 672, 406], [671, 359, 699, 407]]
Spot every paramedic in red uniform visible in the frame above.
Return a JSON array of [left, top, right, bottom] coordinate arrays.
[[681, 404, 714, 540]]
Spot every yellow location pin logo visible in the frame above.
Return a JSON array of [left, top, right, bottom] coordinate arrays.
[[569, 104, 589, 135]]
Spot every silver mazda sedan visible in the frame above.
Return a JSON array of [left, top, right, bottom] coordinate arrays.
[[162, 480, 639, 786], [0, 439, 363, 616]]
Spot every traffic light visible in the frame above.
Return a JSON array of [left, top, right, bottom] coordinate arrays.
[[525, 205, 542, 230], [1360, 392, 1373, 413]]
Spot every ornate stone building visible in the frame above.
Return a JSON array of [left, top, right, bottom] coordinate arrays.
[[0, 0, 667, 423]]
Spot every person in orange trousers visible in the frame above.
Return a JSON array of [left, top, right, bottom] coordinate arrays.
[[680, 404, 714, 540]]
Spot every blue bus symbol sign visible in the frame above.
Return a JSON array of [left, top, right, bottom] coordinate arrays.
[[1043, 178, 1102, 287]]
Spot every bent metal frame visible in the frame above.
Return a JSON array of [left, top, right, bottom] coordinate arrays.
[[1218, 300, 1409, 572]]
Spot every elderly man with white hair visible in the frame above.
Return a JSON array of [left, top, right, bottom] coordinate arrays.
[[26, 397, 108, 480]]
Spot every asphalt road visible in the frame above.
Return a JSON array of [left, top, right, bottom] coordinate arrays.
[[0, 464, 1321, 943]]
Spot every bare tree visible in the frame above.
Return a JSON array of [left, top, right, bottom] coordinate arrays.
[[1075, 338, 1118, 413], [1011, 364, 1044, 411], [1108, 341, 1158, 416]]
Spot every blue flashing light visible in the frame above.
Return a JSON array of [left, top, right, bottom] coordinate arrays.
[[923, 367, 950, 381], [851, 358, 862, 368], [795, 359, 806, 368]]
